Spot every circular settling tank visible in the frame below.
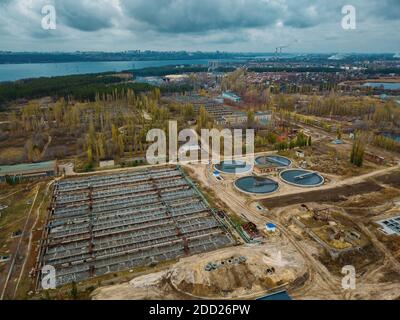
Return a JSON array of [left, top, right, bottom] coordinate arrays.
[[214, 161, 252, 175], [255, 155, 292, 168], [235, 176, 279, 195], [280, 169, 324, 187]]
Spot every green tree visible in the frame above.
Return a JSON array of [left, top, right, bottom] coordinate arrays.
[[70, 281, 78, 300], [182, 104, 195, 121], [197, 106, 208, 133], [337, 125, 342, 140], [350, 136, 365, 167], [266, 132, 277, 145]]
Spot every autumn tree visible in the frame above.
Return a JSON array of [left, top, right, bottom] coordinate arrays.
[[350, 134, 365, 167]]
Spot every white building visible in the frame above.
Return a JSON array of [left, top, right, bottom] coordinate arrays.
[[254, 111, 272, 123], [99, 160, 115, 168], [222, 92, 241, 103], [296, 150, 305, 158]]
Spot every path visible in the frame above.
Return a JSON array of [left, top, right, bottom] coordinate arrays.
[[0, 185, 40, 300]]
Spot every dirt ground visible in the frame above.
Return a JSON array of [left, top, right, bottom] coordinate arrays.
[[260, 167, 400, 209], [3, 152, 400, 301], [0, 181, 52, 300], [262, 180, 384, 209], [92, 241, 307, 300]]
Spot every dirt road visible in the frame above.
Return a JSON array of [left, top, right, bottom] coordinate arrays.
[[0, 185, 40, 300], [187, 163, 345, 299]]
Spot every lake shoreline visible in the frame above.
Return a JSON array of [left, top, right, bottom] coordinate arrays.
[[0, 58, 242, 82]]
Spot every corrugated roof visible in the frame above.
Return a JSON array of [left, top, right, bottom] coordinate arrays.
[[0, 161, 56, 176]]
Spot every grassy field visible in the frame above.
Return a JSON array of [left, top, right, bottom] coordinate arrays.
[[0, 184, 35, 254], [0, 181, 51, 299]]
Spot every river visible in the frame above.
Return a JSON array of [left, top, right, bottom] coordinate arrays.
[[0, 59, 241, 82], [362, 82, 400, 90]]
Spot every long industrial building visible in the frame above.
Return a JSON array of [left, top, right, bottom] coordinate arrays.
[[0, 161, 57, 183], [37, 166, 234, 287]]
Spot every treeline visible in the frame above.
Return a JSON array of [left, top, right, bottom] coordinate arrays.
[[0, 65, 222, 106], [133, 66, 208, 77], [373, 135, 400, 152], [0, 73, 154, 105], [220, 69, 339, 104], [131, 65, 235, 77], [0, 51, 239, 64], [372, 101, 400, 129], [275, 132, 312, 151], [0, 53, 135, 64]]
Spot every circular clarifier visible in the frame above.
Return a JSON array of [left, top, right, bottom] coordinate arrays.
[[235, 176, 279, 195], [255, 155, 292, 168], [214, 160, 252, 174], [280, 169, 324, 187]]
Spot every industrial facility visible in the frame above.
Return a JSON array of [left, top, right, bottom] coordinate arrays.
[[0, 161, 57, 183], [36, 166, 234, 288]]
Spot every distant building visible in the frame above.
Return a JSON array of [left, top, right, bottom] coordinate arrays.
[[179, 144, 201, 155], [163, 94, 221, 109], [364, 152, 385, 165], [223, 113, 248, 125], [256, 290, 292, 300], [265, 223, 277, 233], [212, 171, 220, 177], [208, 61, 219, 71], [222, 91, 241, 103], [0, 161, 57, 183], [99, 160, 115, 168], [0, 121, 10, 131], [380, 94, 388, 101], [332, 139, 343, 145], [214, 97, 224, 104], [254, 111, 272, 124]]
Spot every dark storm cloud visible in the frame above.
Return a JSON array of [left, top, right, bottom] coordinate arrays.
[[122, 0, 341, 33], [56, 1, 120, 32], [122, 0, 373, 33], [369, 0, 400, 20], [122, 0, 283, 33], [0, 0, 399, 52]]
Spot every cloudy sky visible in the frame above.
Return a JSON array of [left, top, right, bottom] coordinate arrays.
[[0, 0, 399, 53]]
